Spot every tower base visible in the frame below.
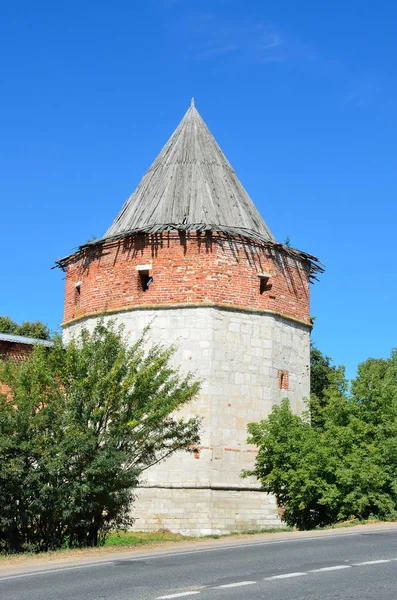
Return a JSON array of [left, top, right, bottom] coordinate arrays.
[[131, 486, 281, 536]]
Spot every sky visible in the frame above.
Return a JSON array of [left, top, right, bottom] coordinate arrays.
[[1, 0, 396, 380]]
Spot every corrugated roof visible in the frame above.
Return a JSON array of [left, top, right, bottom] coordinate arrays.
[[0, 333, 54, 347], [103, 99, 275, 243]]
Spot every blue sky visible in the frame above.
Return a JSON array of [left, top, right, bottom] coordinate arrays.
[[1, 0, 396, 380]]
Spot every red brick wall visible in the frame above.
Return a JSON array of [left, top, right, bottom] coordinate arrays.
[[0, 341, 33, 364], [63, 233, 311, 326], [0, 341, 34, 396], [277, 369, 289, 390]]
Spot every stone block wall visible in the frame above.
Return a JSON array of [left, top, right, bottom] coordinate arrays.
[[63, 305, 310, 533], [132, 487, 280, 536]]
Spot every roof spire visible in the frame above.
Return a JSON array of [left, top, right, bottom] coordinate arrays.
[[103, 102, 275, 244]]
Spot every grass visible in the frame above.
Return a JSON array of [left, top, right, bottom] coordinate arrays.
[[322, 517, 386, 529], [104, 526, 293, 547], [0, 527, 294, 562], [105, 527, 293, 547], [104, 530, 190, 547]]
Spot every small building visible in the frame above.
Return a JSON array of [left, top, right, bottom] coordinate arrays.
[[57, 100, 322, 534], [0, 333, 53, 396], [0, 333, 53, 364]]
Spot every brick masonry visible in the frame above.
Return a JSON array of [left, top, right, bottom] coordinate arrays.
[[0, 341, 34, 364], [0, 340, 35, 396], [278, 369, 289, 390], [62, 233, 311, 327]]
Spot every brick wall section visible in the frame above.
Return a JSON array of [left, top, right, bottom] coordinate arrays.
[[277, 369, 289, 390], [63, 233, 311, 326], [0, 341, 33, 364], [0, 341, 34, 396]]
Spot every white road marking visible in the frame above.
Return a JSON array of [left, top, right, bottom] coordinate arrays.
[[353, 559, 391, 566], [215, 581, 257, 588], [265, 572, 307, 580], [0, 561, 115, 581], [310, 565, 351, 572], [157, 593, 201, 599]]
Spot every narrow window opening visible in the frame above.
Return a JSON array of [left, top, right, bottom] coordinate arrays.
[[139, 270, 153, 292], [258, 272, 271, 295], [278, 369, 289, 390], [74, 281, 81, 304]]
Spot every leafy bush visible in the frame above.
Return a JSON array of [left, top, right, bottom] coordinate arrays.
[[0, 321, 200, 553], [245, 350, 397, 529]]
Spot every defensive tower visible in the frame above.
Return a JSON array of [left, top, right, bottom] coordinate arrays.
[[58, 101, 322, 534]]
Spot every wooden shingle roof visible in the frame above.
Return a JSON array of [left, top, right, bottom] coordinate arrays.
[[56, 101, 323, 279], [103, 99, 275, 244]]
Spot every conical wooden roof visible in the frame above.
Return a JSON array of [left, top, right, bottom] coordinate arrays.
[[104, 100, 275, 243]]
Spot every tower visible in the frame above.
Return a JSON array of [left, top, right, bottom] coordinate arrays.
[[58, 101, 321, 534]]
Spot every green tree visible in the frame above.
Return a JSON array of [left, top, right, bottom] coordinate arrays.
[[310, 343, 337, 400], [0, 316, 50, 340], [309, 343, 346, 429], [0, 321, 200, 553], [0, 316, 17, 335], [245, 350, 397, 529]]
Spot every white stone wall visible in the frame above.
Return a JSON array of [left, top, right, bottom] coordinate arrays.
[[63, 306, 310, 533], [132, 487, 280, 536]]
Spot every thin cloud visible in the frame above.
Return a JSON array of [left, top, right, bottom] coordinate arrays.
[[164, 4, 384, 107], [255, 33, 282, 51], [187, 14, 286, 64], [195, 44, 239, 60], [343, 77, 382, 107], [166, 9, 318, 70], [260, 56, 287, 64]]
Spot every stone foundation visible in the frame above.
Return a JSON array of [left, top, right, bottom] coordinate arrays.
[[64, 305, 309, 534], [132, 487, 280, 536]]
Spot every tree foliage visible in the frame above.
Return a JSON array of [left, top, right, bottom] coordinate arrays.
[[310, 343, 338, 401], [246, 350, 397, 529], [0, 321, 200, 553], [0, 316, 51, 340], [309, 343, 346, 429]]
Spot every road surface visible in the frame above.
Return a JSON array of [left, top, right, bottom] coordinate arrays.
[[1, 526, 397, 599]]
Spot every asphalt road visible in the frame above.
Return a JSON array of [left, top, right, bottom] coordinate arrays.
[[1, 527, 397, 600]]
